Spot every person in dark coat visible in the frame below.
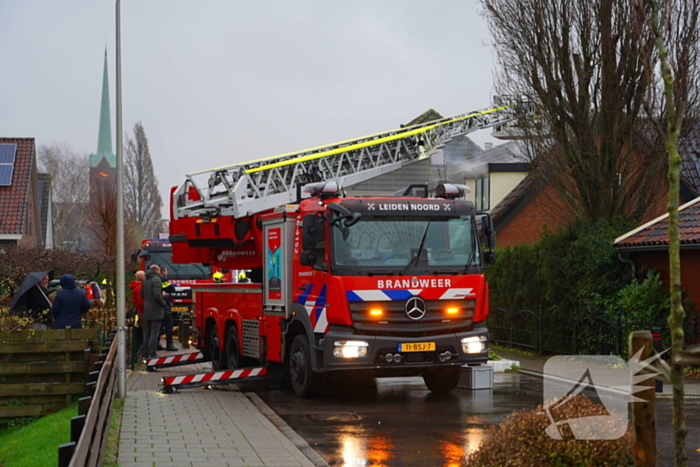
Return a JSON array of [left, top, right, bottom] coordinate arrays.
[[52, 274, 91, 329], [141, 264, 166, 358]]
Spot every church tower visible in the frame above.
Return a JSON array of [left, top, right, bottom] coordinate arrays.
[[89, 49, 116, 200]]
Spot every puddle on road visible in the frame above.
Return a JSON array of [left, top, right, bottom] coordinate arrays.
[[306, 413, 363, 422]]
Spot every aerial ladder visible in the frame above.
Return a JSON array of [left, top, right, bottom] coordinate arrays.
[[172, 97, 530, 222]]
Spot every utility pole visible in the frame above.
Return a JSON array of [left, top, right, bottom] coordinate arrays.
[[115, 0, 126, 397]]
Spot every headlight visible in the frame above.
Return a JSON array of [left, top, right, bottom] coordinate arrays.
[[461, 335, 487, 354], [333, 340, 369, 358]]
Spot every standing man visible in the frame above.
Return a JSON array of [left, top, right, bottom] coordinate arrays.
[[141, 264, 166, 359], [159, 266, 177, 351]]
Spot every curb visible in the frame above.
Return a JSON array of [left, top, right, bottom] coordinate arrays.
[[245, 392, 329, 467]]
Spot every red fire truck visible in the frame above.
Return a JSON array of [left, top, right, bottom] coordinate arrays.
[[168, 102, 518, 397]]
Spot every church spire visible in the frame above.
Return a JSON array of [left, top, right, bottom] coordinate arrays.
[[90, 49, 116, 168]]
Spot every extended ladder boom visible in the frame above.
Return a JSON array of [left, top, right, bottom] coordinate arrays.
[[173, 100, 522, 220]]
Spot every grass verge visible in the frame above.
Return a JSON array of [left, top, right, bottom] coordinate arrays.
[[490, 343, 539, 358], [0, 387, 128, 467], [102, 397, 125, 467], [0, 401, 77, 467]]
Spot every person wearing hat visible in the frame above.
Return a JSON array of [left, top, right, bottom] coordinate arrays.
[[52, 274, 91, 329]]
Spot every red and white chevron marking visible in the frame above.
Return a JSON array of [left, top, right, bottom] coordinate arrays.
[[146, 352, 204, 367], [163, 367, 267, 387]]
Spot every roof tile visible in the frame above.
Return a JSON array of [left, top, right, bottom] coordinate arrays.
[[614, 196, 700, 248], [0, 137, 35, 235]]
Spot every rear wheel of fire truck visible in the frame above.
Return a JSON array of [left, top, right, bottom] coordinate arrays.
[[224, 326, 241, 369], [422, 366, 461, 394], [289, 334, 319, 398], [207, 325, 225, 370]]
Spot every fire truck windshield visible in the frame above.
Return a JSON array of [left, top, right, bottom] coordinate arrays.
[[331, 215, 481, 276], [145, 251, 211, 280]]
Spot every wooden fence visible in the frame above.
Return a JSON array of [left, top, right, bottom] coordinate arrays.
[[59, 332, 118, 467], [0, 328, 100, 420]]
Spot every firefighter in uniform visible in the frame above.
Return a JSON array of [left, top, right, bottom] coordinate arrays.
[[158, 266, 177, 351]]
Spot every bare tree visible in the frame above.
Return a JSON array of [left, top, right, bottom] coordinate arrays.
[[37, 143, 89, 248], [125, 122, 163, 239], [480, 0, 673, 222], [87, 179, 139, 307], [634, 1, 700, 465]]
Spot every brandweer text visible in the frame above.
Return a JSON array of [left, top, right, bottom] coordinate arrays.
[[377, 278, 452, 289]]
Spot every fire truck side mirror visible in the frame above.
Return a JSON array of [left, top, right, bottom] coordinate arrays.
[[130, 250, 139, 263], [300, 214, 318, 267], [480, 215, 497, 266], [301, 214, 317, 251], [480, 215, 495, 249], [300, 251, 315, 266]]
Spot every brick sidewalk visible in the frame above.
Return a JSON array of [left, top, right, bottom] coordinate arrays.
[[118, 348, 325, 467]]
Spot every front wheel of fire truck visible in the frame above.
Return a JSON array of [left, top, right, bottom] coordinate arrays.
[[207, 324, 225, 370], [422, 366, 461, 395], [289, 334, 319, 398]]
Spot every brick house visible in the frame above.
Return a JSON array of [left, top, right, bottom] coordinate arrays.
[[613, 196, 700, 318], [0, 138, 43, 247], [490, 151, 699, 248], [489, 174, 574, 247]]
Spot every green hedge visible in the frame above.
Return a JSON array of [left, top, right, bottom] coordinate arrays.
[[486, 218, 677, 355], [488, 218, 635, 319]]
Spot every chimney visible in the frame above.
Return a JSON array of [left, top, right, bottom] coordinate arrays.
[[484, 142, 493, 150]]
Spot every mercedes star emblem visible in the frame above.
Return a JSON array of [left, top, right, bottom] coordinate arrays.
[[405, 296, 427, 321]]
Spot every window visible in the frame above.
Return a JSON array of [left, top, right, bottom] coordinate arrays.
[[476, 176, 490, 211], [331, 215, 480, 275], [313, 219, 326, 269]]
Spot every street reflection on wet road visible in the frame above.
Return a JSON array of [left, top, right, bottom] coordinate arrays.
[[250, 369, 697, 466], [255, 373, 544, 466]]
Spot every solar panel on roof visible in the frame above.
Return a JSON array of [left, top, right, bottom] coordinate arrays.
[[0, 164, 14, 186], [0, 144, 17, 164], [0, 144, 17, 186]]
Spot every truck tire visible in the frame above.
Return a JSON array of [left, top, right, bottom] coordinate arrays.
[[422, 366, 461, 394], [224, 326, 241, 369], [289, 334, 319, 398], [208, 325, 225, 370]]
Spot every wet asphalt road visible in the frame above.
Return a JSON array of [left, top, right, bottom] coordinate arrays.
[[247, 372, 700, 467]]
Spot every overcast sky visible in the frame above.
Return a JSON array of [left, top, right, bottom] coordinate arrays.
[[1, 1, 500, 218]]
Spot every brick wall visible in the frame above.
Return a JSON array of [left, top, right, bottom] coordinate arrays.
[[495, 181, 692, 248], [496, 184, 574, 247], [631, 250, 700, 315]]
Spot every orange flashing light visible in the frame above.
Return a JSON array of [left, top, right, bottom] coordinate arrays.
[[370, 309, 383, 317], [446, 307, 459, 315]]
